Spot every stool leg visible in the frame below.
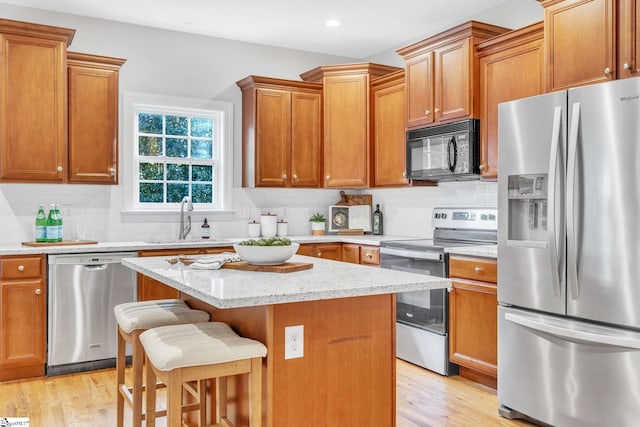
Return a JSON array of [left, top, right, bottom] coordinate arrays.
[[131, 330, 144, 427], [168, 369, 184, 427], [198, 379, 207, 427], [250, 358, 263, 427], [215, 377, 227, 425], [116, 326, 126, 427], [145, 357, 158, 427]]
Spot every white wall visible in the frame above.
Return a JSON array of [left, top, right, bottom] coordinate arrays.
[[0, 2, 540, 244]]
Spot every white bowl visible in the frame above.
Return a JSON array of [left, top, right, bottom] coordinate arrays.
[[233, 243, 300, 266]]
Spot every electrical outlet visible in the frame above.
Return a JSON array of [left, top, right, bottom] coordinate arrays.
[[284, 325, 304, 360]]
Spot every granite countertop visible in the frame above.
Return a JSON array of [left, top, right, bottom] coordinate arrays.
[[122, 254, 450, 309], [0, 234, 419, 256], [445, 244, 497, 259]]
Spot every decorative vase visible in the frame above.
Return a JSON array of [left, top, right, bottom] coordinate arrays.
[[311, 221, 326, 235]]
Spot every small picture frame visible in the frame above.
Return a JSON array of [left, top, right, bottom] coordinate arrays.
[[329, 205, 349, 232]]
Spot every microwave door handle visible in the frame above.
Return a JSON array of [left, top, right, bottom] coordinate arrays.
[[447, 136, 457, 172], [548, 106, 562, 297]]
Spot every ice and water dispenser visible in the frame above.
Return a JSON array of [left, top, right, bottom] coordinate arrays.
[[508, 174, 548, 244]]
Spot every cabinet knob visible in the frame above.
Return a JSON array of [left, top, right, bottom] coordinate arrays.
[[366, 253, 372, 258], [108, 167, 115, 176], [402, 171, 406, 177], [425, 110, 431, 116], [293, 174, 298, 180], [282, 174, 287, 181], [624, 63, 632, 70], [57, 166, 63, 172], [35, 289, 41, 295], [604, 67, 612, 75], [326, 175, 330, 180], [474, 267, 482, 272], [479, 164, 485, 171], [318, 252, 322, 257], [18, 265, 25, 272], [434, 107, 440, 113]]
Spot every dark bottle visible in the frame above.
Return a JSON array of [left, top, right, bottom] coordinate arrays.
[[372, 204, 383, 235], [201, 218, 210, 239]]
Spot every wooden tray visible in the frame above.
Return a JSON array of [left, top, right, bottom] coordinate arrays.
[[22, 240, 98, 247], [222, 261, 313, 273]]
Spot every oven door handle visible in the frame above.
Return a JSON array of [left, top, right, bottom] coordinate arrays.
[[379, 247, 442, 261]]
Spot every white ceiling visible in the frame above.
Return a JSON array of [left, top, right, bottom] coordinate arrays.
[[0, 0, 515, 58]]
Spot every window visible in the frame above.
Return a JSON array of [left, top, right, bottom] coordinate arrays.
[[122, 92, 233, 217]]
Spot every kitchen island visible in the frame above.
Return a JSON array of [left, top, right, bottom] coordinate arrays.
[[123, 254, 450, 427]]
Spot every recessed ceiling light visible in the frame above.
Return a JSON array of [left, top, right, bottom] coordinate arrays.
[[325, 19, 341, 27]]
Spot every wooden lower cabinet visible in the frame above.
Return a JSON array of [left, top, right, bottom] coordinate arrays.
[[342, 243, 380, 266], [0, 255, 46, 381], [448, 256, 497, 388], [137, 247, 233, 301], [298, 243, 342, 261]]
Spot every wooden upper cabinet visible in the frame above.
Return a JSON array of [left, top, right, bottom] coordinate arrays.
[[371, 70, 409, 187], [542, 0, 616, 91], [0, 19, 75, 182], [68, 52, 125, 184], [300, 63, 401, 189], [397, 21, 509, 130], [618, 0, 640, 77], [237, 76, 322, 188], [476, 22, 545, 180]]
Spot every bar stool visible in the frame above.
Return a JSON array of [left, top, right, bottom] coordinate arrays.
[[114, 299, 211, 427], [140, 321, 267, 427]]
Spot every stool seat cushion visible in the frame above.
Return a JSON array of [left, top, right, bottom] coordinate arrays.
[[114, 299, 210, 334], [140, 322, 267, 371]]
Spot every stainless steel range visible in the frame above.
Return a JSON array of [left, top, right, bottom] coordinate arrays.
[[380, 207, 497, 375]]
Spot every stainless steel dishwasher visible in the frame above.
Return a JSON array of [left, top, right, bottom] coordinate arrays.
[[47, 252, 137, 375]]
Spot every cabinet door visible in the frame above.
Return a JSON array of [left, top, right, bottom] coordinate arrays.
[[405, 51, 435, 129], [544, 0, 615, 91], [0, 33, 67, 182], [618, 0, 640, 77], [359, 246, 380, 266], [342, 244, 360, 264], [314, 243, 342, 261], [296, 244, 315, 257], [372, 74, 409, 187], [0, 279, 46, 366], [138, 274, 179, 301], [323, 74, 369, 188], [478, 28, 545, 179], [291, 91, 322, 187], [255, 88, 291, 187], [68, 62, 120, 183], [435, 38, 471, 123]]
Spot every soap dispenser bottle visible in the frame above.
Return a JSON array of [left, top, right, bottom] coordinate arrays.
[[201, 218, 210, 239]]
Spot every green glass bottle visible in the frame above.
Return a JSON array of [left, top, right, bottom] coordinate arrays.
[[46, 204, 57, 243], [54, 204, 63, 242], [35, 204, 47, 242], [372, 204, 383, 236]]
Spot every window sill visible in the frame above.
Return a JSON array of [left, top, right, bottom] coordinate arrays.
[[120, 209, 235, 223]]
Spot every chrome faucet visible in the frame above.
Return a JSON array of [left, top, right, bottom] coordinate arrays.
[[178, 196, 194, 240]]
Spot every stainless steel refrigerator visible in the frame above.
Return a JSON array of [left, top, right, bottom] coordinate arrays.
[[497, 77, 640, 427]]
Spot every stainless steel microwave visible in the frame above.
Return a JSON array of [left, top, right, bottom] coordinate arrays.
[[406, 119, 480, 181]]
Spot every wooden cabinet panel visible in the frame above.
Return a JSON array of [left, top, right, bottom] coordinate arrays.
[[0, 20, 74, 182], [543, 0, 615, 91], [477, 22, 545, 179], [67, 52, 125, 184], [371, 70, 409, 187], [342, 244, 360, 264], [0, 254, 46, 381], [448, 256, 497, 388], [618, 0, 640, 77], [404, 51, 435, 128], [299, 243, 343, 261], [360, 246, 380, 266], [237, 76, 322, 188], [435, 38, 471, 123]]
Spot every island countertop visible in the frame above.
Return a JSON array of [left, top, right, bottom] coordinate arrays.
[[122, 254, 450, 309]]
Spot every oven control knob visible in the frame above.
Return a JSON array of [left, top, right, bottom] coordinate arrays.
[[441, 213, 447, 219], [435, 213, 441, 219]]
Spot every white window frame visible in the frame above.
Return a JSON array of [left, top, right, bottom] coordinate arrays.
[[122, 92, 234, 220]]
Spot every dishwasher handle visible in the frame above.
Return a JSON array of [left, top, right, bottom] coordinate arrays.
[[83, 264, 108, 271]]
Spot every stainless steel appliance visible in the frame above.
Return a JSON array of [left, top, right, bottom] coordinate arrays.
[[498, 77, 640, 427], [380, 207, 497, 375], [47, 252, 137, 375], [406, 118, 480, 181]]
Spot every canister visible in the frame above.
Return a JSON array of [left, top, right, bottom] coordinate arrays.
[[247, 220, 261, 238], [277, 220, 288, 237], [260, 212, 277, 237]]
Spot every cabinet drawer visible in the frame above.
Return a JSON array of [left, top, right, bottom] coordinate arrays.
[[1, 256, 44, 280], [360, 246, 380, 265], [449, 256, 496, 283]]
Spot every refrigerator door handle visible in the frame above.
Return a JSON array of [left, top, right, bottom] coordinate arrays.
[[547, 106, 562, 296], [567, 102, 580, 300], [505, 312, 640, 350]]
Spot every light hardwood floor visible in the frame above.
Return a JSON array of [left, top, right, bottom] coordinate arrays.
[[0, 359, 534, 426]]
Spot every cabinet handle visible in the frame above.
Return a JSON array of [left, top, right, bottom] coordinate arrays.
[[282, 174, 287, 181], [318, 252, 322, 257], [366, 253, 372, 258], [425, 110, 431, 116], [108, 167, 115, 176], [474, 267, 482, 272], [18, 265, 25, 272], [35, 289, 41, 295], [57, 166, 63, 172], [434, 107, 440, 113], [402, 171, 406, 177], [293, 174, 298, 180], [624, 63, 632, 70], [326, 175, 330, 180], [479, 164, 485, 171], [604, 67, 612, 75]]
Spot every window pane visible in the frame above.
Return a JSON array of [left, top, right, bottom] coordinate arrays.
[[192, 183, 213, 203], [166, 138, 188, 158], [191, 118, 213, 137], [139, 162, 164, 180], [138, 113, 163, 134], [139, 136, 163, 156], [166, 115, 188, 136], [167, 163, 189, 181], [167, 184, 189, 202], [192, 165, 212, 182], [191, 139, 213, 159], [139, 183, 164, 203]]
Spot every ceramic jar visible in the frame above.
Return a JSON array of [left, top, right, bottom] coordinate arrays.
[[260, 212, 277, 237]]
